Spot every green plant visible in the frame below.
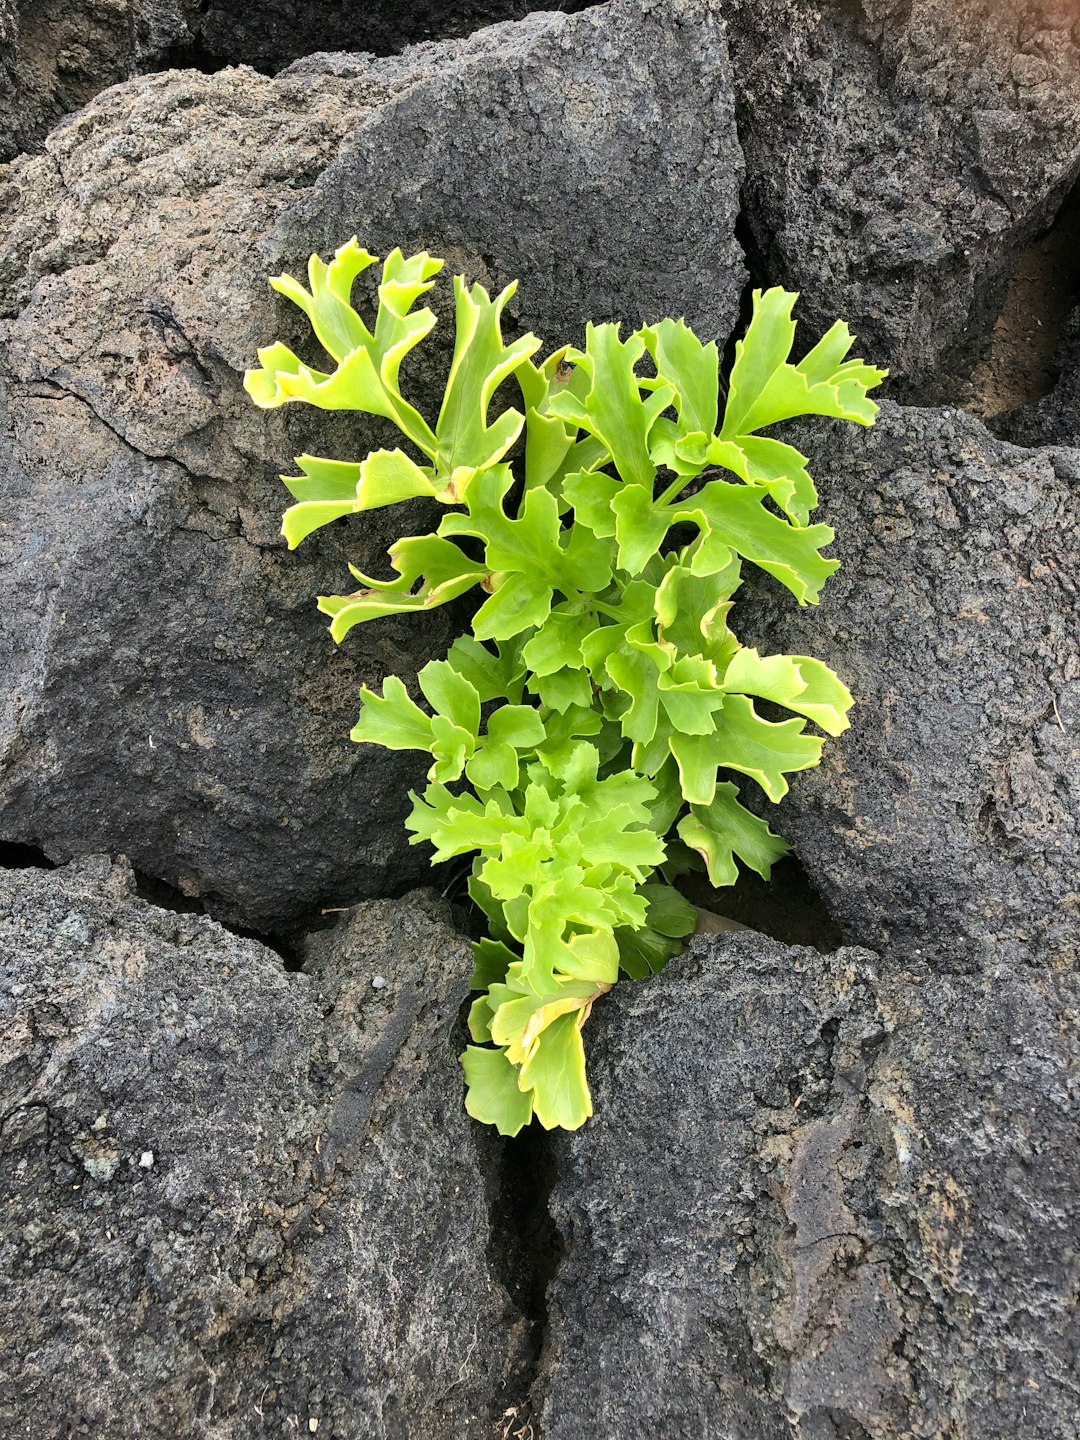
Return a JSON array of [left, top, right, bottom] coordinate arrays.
[[246, 239, 886, 1134]]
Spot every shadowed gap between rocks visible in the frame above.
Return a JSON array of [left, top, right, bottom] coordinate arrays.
[[966, 173, 1080, 422], [159, 0, 600, 76], [485, 1123, 563, 1439], [683, 852, 845, 953], [130, 866, 303, 968], [724, 205, 770, 379], [0, 840, 57, 870]]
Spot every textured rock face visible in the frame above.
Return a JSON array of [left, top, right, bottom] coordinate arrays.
[[0, 0, 745, 931], [541, 932, 1080, 1440], [281, 0, 746, 348], [739, 401, 1079, 970], [0, 858, 525, 1438], [725, 0, 1080, 397]]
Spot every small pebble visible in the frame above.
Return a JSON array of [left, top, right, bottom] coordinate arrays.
[[139, 1151, 154, 1169], [371, 975, 387, 990], [309, 1421, 319, 1434]]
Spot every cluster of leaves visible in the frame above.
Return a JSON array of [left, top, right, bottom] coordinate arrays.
[[246, 239, 885, 1133]]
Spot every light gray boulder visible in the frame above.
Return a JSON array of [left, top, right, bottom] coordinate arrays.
[[0, 856, 527, 1438]]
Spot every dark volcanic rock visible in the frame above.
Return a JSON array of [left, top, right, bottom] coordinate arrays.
[[278, 0, 746, 352], [0, 857, 525, 1438], [740, 400, 1079, 970], [0, 0, 744, 931], [541, 932, 1080, 1439], [724, 0, 1080, 398]]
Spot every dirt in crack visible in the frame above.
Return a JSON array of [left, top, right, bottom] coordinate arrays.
[[966, 176, 1080, 419], [679, 850, 844, 953], [486, 1123, 562, 1438]]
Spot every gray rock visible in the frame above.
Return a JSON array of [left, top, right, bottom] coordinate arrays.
[[0, 856, 526, 1438], [281, 0, 746, 346], [724, 0, 1080, 397], [0, 1, 744, 931], [540, 931, 1080, 1439], [740, 400, 1079, 970], [0, 2, 597, 163]]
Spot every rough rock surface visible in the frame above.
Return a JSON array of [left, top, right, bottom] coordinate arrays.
[[541, 931, 1080, 1439], [740, 400, 1079, 970], [277, 0, 746, 352], [0, 857, 526, 1438], [724, 0, 1080, 397], [0, 0, 745, 931]]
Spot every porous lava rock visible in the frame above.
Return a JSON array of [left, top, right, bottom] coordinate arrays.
[[0, 856, 525, 1438], [540, 931, 1080, 1439], [740, 400, 1079, 970], [0, 0, 745, 931], [724, 0, 1080, 398]]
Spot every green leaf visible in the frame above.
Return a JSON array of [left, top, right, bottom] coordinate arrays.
[[517, 1010, 593, 1131], [418, 658, 481, 737], [319, 535, 488, 642], [434, 276, 541, 497], [530, 666, 593, 713], [245, 240, 442, 456], [563, 469, 620, 539], [615, 924, 685, 979], [682, 481, 839, 605], [548, 324, 671, 488], [445, 635, 527, 704], [440, 465, 614, 640], [640, 317, 720, 439], [638, 881, 698, 938], [351, 676, 433, 750], [269, 238, 379, 364], [654, 556, 741, 665], [466, 703, 547, 793], [705, 435, 818, 526], [677, 781, 790, 887], [521, 607, 597, 677], [721, 648, 852, 736], [467, 993, 495, 1043], [516, 347, 587, 493], [721, 288, 887, 438], [470, 936, 519, 989], [669, 694, 825, 804], [461, 1046, 534, 1136]]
